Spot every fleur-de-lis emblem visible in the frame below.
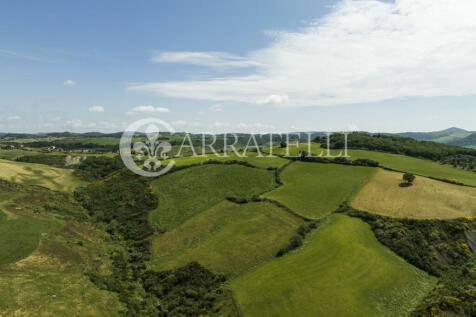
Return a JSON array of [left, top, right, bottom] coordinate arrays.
[[120, 118, 176, 177], [133, 125, 172, 171]]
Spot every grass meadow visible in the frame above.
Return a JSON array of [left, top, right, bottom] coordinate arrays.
[[150, 164, 277, 230], [0, 182, 124, 316], [0, 159, 84, 192], [151, 200, 303, 276], [0, 211, 60, 265], [150, 200, 304, 277], [267, 143, 476, 186], [263, 161, 375, 219], [351, 169, 476, 219], [161, 152, 289, 169], [0, 220, 124, 317], [230, 214, 437, 317]]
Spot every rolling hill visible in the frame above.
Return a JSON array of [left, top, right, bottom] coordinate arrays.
[[351, 169, 476, 219], [263, 161, 376, 219], [149, 164, 277, 231], [0, 159, 85, 192], [150, 200, 305, 276], [230, 214, 437, 317]]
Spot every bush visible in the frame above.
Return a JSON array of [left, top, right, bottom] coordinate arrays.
[[277, 221, 319, 257]]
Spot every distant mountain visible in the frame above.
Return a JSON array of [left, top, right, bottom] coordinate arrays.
[[392, 127, 473, 144], [439, 127, 468, 134], [447, 132, 476, 147]]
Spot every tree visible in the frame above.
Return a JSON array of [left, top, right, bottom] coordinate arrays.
[[403, 173, 415, 185], [279, 141, 287, 148]]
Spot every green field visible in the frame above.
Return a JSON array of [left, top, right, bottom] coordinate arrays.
[[150, 164, 277, 230], [150, 200, 304, 277], [343, 149, 476, 186], [231, 214, 437, 317], [0, 220, 123, 317], [0, 182, 123, 316], [0, 184, 62, 265], [0, 212, 60, 265], [0, 159, 84, 192], [161, 152, 288, 169], [267, 143, 476, 186], [0, 149, 44, 160], [352, 169, 476, 219], [263, 161, 375, 219]]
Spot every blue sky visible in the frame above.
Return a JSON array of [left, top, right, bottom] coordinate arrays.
[[1, 0, 476, 133]]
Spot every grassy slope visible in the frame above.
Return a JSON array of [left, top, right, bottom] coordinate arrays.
[[0, 159, 84, 192], [343, 149, 476, 186], [150, 164, 277, 230], [0, 212, 60, 265], [0, 222, 123, 317], [0, 185, 62, 264], [267, 143, 476, 186], [351, 169, 476, 219], [264, 161, 375, 219], [150, 200, 304, 277], [162, 152, 288, 169], [231, 214, 437, 317], [0, 149, 44, 160], [0, 185, 123, 316]]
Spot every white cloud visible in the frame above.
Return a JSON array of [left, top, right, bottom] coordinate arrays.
[[256, 95, 289, 106], [209, 104, 223, 112], [127, 105, 170, 115], [130, 0, 476, 107], [66, 119, 82, 127], [63, 79, 76, 86], [7, 115, 21, 121], [89, 105, 104, 112], [151, 51, 259, 68]]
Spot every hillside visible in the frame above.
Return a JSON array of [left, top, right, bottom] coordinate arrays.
[[351, 169, 476, 219], [0, 180, 124, 316], [150, 200, 305, 276], [0, 132, 475, 316], [0, 159, 85, 192], [149, 164, 277, 230], [394, 127, 470, 143], [263, 161, 375, 219], [231, 214, 436, 317], [448, 132, 476, 147]]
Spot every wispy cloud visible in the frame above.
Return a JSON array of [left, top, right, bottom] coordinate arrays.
[[209, 104, 223, 112], [256, 95, 289, 106], [127, 105, 170, 115], [89, 105, 104, 112], [130, 0, 476, 107], [150, 51, 260, 68], [66, 119, 83, 127], [7, 115, 21, 121], [0, 48, 56, 63], [63, 79, 76, 86]]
